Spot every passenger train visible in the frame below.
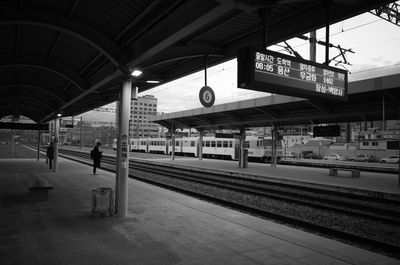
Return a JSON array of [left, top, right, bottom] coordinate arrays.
[[113, 136, 282, 162]]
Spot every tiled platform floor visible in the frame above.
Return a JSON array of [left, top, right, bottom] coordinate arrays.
[[1, 150, 399, 264]]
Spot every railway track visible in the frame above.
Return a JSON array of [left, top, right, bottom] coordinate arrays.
[[58, 148, 400, 258]]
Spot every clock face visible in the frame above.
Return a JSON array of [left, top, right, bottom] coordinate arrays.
[[199, 86, 215, 108]]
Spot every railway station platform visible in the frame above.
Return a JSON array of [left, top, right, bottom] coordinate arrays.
[[1, 145, 400, 265], [144, 156, 400, 201]]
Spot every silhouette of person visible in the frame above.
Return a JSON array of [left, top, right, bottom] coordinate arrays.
[[46, 142, 54, 169], [91, 142, 102, 174]]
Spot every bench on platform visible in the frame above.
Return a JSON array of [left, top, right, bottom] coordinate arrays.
[[329, 168, 360, 178], [28, 177, 53, 201]]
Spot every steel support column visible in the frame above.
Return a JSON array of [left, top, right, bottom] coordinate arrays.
[[53, 118, 59, 172], [310, 31, 316, 61], [239, 127, 246, 168], [117, 75, 132, 217], [171, 124, 175, 161], [79, 116, 83, 149], [11, 130, 15, 154], [199, 130, 203, 160], [37, 129, 41, 161]]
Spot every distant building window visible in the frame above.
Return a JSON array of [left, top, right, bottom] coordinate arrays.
[[363, 142, 369, 146], [372, 142, 378, 146]]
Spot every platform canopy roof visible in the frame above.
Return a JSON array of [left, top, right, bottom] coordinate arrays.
[[0, 0, 394, 123], [150, 67, 400, 130]]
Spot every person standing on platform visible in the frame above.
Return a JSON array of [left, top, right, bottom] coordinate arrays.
[[91, 142, 102, 175], [46, 142, 54, 170]]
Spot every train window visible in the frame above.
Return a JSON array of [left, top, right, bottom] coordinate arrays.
[[223, 141, 228, 148], [244, 141, 250, 148], [217, 141, 222, 147], [229, 141, 233, 148], [191, 141, 195, 147], [211, 141, 216, 147], [176, 141, 180, 146], [205, 141, 210, 147]]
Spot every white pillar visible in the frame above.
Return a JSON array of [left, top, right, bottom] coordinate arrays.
[[117, 76, 132, 217], [115, 98, 121, 214], [53, 118, 59, 171], [37, 129, 41, 161]]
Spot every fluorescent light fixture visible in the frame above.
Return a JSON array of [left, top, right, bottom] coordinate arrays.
[[131, 69, 143, 77], [146, 80, 160, 84]]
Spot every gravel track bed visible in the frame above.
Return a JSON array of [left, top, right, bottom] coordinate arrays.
[[133, 169, 400, 249], [183, 171, 400, 214]]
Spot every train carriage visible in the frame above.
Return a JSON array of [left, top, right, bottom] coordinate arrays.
[[246, 136, 282, 162], [129, 138, 148, 152], [202, 137, 238, 160], [148, 138, 168, 154], [180, 137, 198, 156], [168, 138, 182, 155], [129, 138, 140, 152], [123, 135, 282, 164]]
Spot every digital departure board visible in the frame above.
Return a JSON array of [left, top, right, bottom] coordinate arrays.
[[237, 47, 348, 101]]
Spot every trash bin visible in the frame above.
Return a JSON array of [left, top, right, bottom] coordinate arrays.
[[91, 188, 114, 217], [243, 149, 248, 168]]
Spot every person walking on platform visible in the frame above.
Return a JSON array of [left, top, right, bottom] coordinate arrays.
[[46, 142, 54, 170], [91, 142, 102, 175]]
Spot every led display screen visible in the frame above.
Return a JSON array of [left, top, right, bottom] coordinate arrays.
[[238, 47, 348, 101]]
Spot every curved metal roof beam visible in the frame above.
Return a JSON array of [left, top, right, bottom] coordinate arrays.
[[0, 96, 55, 113], [0, 104, 46, 123], [0, 55, 87, 92], [0, 9, 121, 66], [0, 82, 67, 104]]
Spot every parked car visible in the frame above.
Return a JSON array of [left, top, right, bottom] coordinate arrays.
[[380, 155, 399, 164], [283, 151, 296, 158], [322, 154, 345, 161], [349, 154, 374, 162]]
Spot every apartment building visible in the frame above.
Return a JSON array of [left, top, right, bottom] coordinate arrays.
[[130, 95, 159, 138]]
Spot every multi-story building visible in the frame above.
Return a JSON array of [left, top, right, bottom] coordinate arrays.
[[130, 95, 159, 138]]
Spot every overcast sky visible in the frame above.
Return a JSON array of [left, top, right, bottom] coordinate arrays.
[[135, 10, 400, 114]]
